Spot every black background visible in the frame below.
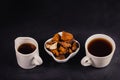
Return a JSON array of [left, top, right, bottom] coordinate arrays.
[[0, 0, 120, 80]]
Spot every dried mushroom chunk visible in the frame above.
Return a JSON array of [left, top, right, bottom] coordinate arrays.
[[56, 55, 65, 60], [59, 46, 68, 54], [59, 42, 71, 48], [68, 48, 73, 54], [49, 42, 57, 50], [46, 42, 57, 50], [46, 41, 55, 49], [52, 33, 60, 42], [61, 31, 73, 41], [51, 49, 59, 56], [72, 42, 78, 51]]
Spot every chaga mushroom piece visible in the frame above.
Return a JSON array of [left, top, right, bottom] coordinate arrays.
[[51, 49, 59, 56], [61, 31, 73, 42], [56, 55, 65, 60], [72, 41, 78, 51], [46, 41, 57, 50], [59, 42, 71, 48], [46, 41, 55, 49], [68, 48, 73, 54], [59, 46, 68, 55], [52, 33, 60, 42]]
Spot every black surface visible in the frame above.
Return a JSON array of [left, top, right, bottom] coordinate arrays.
[[0, 0, 120, 80]]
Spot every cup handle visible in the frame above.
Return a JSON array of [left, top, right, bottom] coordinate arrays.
[[32, 55, 43, 66], [81, 56, 92, 66]]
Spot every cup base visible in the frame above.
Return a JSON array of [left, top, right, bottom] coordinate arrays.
[[17, 63, 37, 69], [92, 62, 110, 68]]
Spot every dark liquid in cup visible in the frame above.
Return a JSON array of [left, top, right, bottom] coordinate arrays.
[[88, 38, 112, 57], [18, 43, 36, 54]]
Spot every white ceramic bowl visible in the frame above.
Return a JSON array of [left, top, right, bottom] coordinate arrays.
[[44, 36, 80, 63]]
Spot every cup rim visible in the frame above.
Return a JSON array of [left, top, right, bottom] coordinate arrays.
[[85, 34, 116, 58]]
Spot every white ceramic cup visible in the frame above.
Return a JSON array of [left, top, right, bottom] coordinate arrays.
[[81, 34, 116, 68], [15, 37, 43, 69]]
